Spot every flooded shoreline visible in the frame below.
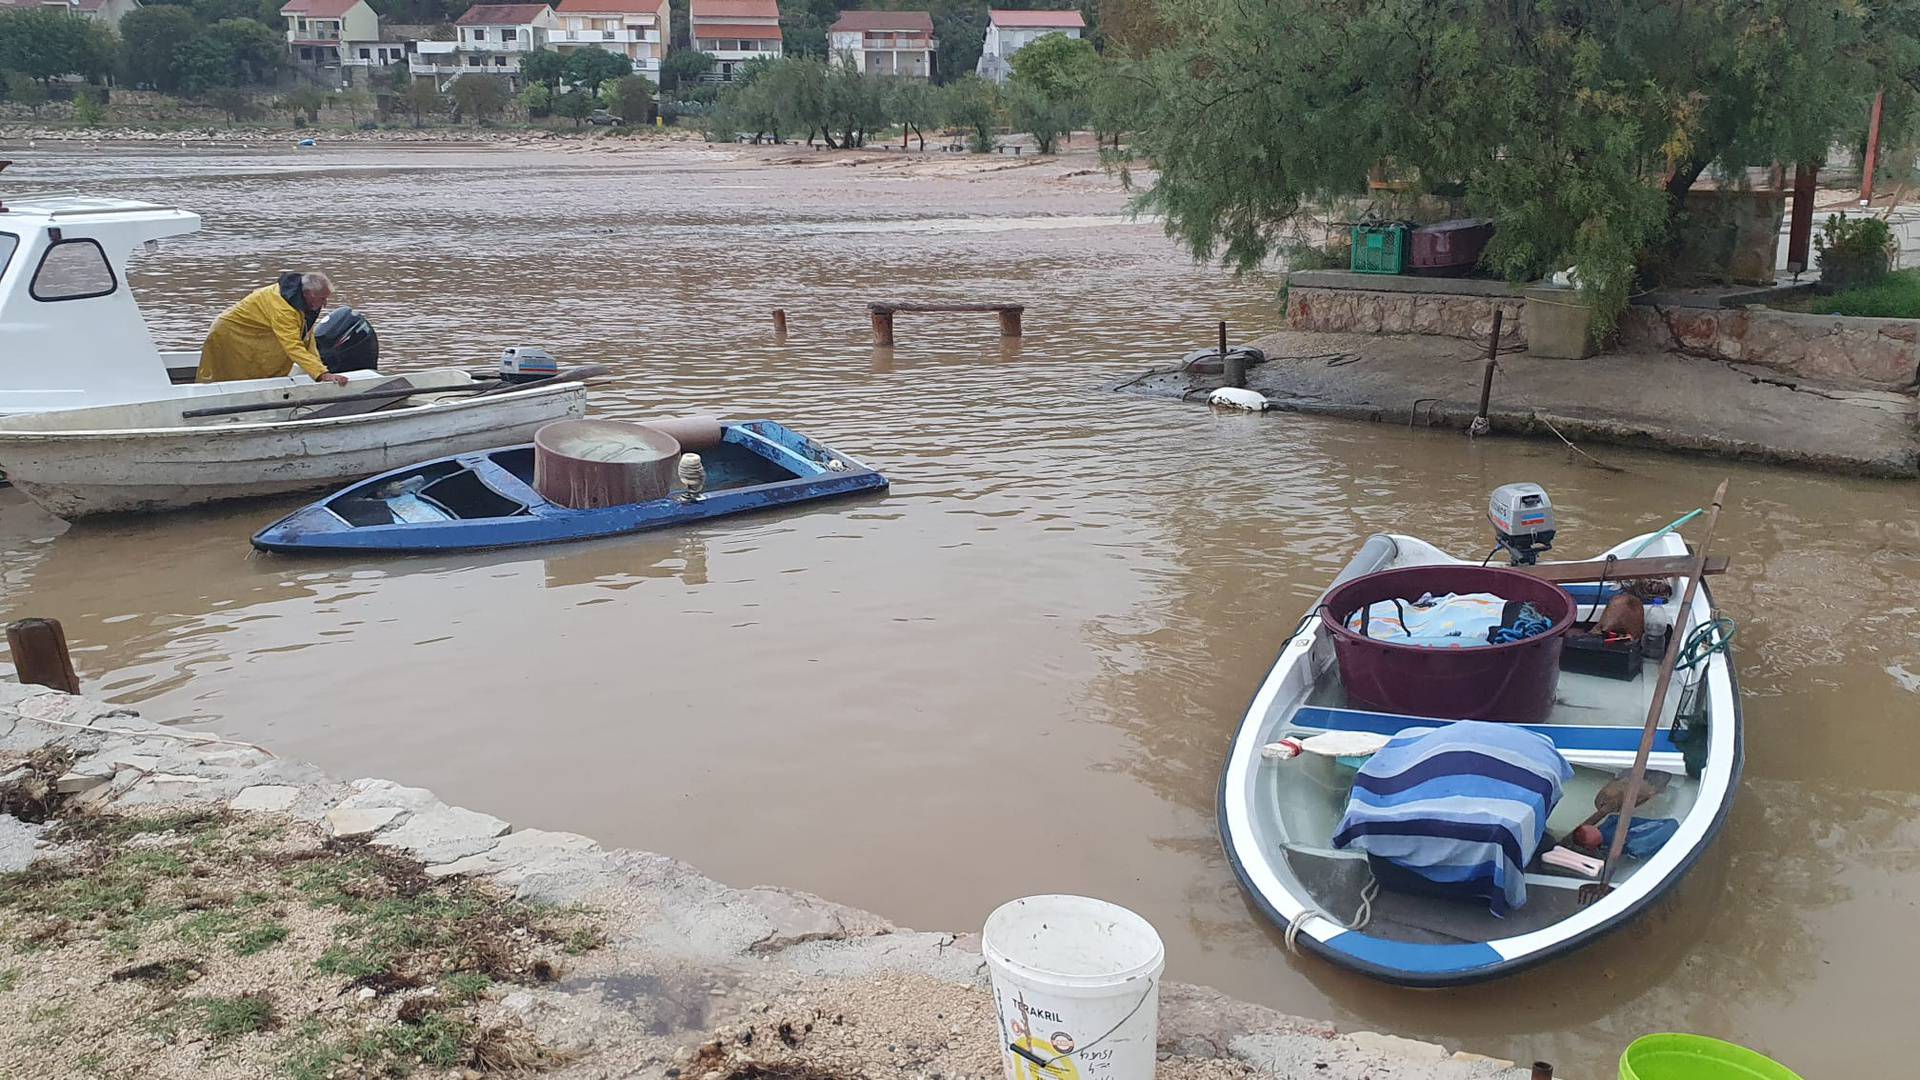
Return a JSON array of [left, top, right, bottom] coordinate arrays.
[[2, 144, 1917, 1076]]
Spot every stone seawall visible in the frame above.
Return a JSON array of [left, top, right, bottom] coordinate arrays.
[[0, 682, 1532, 1080]]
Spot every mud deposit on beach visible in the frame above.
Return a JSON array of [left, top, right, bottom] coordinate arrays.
[[2, 143, 1917, 1076]]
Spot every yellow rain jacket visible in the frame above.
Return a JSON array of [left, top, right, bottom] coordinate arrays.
[[196, 274, 329, 383]]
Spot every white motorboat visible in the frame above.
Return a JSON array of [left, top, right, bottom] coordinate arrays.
[[0, 192, 393, 416], [0, 370, 587, 518], [1218, 486, 1739, 985]]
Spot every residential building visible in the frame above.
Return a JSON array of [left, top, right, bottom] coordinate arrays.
[[688, 0, 781, 82], [280, 0, 404, 78], [550, 0, 669, 84], [411, 4, 556, 86], [975, 8, 1083, 83], [826, 10, 933, 80], [0, 0, 141, 32]]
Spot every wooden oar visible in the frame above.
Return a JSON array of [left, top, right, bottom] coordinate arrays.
[[1578, 479, 1730, 905], [180, 365, 611, 420], [473, 364, 611, 397]]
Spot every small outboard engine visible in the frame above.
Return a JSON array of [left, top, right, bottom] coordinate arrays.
[[316, 307, 379, 373], [499, 346, 559, 384], [1488, 483, 1556, 565]]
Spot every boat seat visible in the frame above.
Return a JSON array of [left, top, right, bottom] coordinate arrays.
[[1291, 706, 1684, 771]]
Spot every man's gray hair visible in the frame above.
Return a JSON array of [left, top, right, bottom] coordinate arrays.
[[300, 272, 333, 296]]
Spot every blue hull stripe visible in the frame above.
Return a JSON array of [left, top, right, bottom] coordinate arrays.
[[1293, 706, 1678, 756], [1322, 931, 1505, 974]]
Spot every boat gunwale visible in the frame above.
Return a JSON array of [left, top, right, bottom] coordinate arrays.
[[1215, 535, 1743, 987]]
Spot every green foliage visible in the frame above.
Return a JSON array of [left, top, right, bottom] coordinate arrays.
[[659, 48, 713, 91], [118, 5, 200, 92], [402, 78, 444, 126], [1814, 213, 1896, 286], [72, 87, 108, 128], [518, 82, 552, 118], [280, 86, 326, 126], [439, 971, 492, 1003], [200, 992, 278, 1039], [1007, 83, 1076, 154], [518, 47, 567, 92], [451, 74, 512, 123], [337, 87, 375, 124], [4, 72, 49, 112], [1128, 0, 1920, 335], [563, 46, 632, 99], [552, 88, 592, 125], [1009, 32, 1096, 99], [0, 8, 117, 85], [886, 76, 939, 148], [1805, 267, 1920, 319], [172, 18, 283, 94], [940, 75, 998, 153], [604, 74, 656, 124], [0, 968, 16, 993], [201, 87, 261, 123]]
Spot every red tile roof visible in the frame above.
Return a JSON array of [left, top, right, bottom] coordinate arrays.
[[689, 0, 778, 20], [988, 8, 1084, 28], [454, 3, 552, 25], [279, 0, 363, 15], [692, 21, 782, 38], [554, 0, 659, 10], [829, 9, 932, 33]]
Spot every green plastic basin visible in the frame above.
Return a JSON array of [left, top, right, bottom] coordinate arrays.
[[1619, 1034, 1803, 1080]]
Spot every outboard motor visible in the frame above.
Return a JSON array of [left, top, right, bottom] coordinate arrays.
[[498, 346, 559, 384], [1488, 482, 1556, 565], [316, 307, 379, 373]]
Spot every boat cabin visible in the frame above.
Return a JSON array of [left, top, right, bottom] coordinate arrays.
[[0, 194, 327, 416]]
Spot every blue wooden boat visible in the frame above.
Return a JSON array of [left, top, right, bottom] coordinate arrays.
[[251, 419, 886, 554]]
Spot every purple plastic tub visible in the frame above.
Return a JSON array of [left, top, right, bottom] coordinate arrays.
[[1322, 565, 1575, 723]]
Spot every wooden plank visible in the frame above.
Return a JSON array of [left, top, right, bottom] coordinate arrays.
[[866, 302, 1024, 314], [1513, 554, 1728, 584]]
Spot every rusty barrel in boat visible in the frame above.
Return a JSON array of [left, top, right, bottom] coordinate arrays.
[[1321, 565, 1575, 723], [533, 419, 681, 510]]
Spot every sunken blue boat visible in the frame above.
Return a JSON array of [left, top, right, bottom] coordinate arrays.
[[251, 419, 886, 554]]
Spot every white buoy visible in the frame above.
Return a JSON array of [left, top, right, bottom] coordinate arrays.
[[1208, 386, 1270, 411]]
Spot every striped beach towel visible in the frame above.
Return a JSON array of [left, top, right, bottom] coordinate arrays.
[[1331, 720, 1571, 914]]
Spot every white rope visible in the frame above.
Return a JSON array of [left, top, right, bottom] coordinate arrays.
[[10, 710, 276, 758], [1284, 875, 1379, 954]]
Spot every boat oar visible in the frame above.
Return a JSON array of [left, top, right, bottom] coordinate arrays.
[[1577, 479, 1730, 906], [473, 364, 611, 397], [180, 383, 486, 419]]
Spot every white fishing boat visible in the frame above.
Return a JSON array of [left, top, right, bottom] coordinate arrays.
[[1219, 484, 1739, 985], [0, 371, 587, 518]]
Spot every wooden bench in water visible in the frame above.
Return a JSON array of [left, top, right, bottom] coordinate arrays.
[[867, 301, 1024, 346]]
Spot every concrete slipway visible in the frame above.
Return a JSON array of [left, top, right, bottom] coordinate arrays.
[[1111, 329, 1919, 478], [0, 683, 1538, 1079]]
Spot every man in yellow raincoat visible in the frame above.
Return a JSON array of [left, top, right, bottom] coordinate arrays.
[[196, 272, 352, 385]]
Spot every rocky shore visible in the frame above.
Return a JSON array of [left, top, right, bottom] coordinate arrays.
[[0, 682, 1534, 1079]]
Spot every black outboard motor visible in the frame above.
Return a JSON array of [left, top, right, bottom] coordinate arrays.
[[316, 307, 379, 373]]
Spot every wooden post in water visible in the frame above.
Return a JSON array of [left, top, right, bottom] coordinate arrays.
[[871, 308, 897, 347], [6, 618, 80, 694], [1471, 309, 1503, 437], [1531, 1063, 1554, 1080], [998, 308, 1023, 338], [772, 308, 788, 336], [1221, 320, 1247, 388]]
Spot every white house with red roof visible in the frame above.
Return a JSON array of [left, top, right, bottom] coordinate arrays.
[[827, 10, 934, 80], [411, 3, 556, 85], [550, 0, 669, 83], [688, 0, 780, 82], [975, 8, 1083, 83], [0, 0, 141, 32], [279, 0, 405, 77]]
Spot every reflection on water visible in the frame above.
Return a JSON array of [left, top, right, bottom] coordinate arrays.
[[2, 146, 1918, 1076]]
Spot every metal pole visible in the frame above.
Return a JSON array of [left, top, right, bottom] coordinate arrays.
[[1787, 162, 1817, 276], [1221, 320, 1247, 388], [1471, 309, 1502, 436], [1861, 89, 1885, 206], [6, 618, 80, 694]]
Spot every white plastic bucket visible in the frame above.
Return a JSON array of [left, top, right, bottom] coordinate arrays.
[[983, 895, 1166, 1080]]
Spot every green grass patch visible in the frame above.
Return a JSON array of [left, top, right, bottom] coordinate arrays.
[[439, 971, 492, 1004], [0, 966, 16, 992], [232, 921, 290, 956], [1805, 268, 1920, 318], [200, 991, 278, 1039], [282, 1013, 477, 1079]]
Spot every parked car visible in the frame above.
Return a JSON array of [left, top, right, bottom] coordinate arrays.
[[586, 110, 624, 127]]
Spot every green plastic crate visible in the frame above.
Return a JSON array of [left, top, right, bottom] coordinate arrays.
[[1349, 224, 1409, 274]]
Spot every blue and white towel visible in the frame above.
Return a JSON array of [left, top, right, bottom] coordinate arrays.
[[1331, 721, 1571, 914]]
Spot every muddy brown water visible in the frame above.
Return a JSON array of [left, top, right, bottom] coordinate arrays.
[[2, 144, 1918, 1076]]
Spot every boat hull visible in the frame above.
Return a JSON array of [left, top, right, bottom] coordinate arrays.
[[0, 382, 585, 517], [1217, 531, 1741, 986], [253, 420, 887, 554]]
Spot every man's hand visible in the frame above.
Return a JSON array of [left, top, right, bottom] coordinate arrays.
[[319, 373, 351, 387]]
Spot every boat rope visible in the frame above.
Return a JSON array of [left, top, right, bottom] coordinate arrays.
[[1677, 617, 1737, 672], [1283, 874, 1379, 955]]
